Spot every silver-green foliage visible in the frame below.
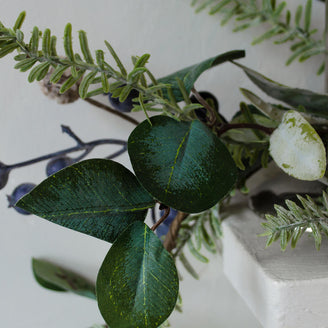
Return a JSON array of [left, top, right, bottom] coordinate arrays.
[[0, 12, 188, 118], [261, 191, 328, 251], [192, 0, 324, 74]]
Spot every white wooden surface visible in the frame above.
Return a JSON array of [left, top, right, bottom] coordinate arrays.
[[0, 0, 325, 327]]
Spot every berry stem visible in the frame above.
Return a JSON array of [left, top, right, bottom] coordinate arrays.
[[216, 122, 274, 136], [151, 206, 170, 231], [84, 98, 140, 126], [7, 126, 127, 170]]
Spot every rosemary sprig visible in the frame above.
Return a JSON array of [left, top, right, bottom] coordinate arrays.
[[192, 0, 325, 74], [261, 191, 328, 250]]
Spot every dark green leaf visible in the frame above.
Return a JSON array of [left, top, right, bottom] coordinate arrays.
[[235, 62, 328, 118], [97, 221, 179, 328], [128, 116, 237, 213], [157, 50, 245, 102], [32, 258, 96, 299], [17, 159, 155, 243]]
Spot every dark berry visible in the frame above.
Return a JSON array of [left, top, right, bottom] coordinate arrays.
[[46, 156, 73, 176], [7, 183, 36, 215], [160, 208, 178, 225], [190, 91, 225, 123], [156, 223, 170, 241], [0, 161, 10, 190], [107, 86, 139, 112]]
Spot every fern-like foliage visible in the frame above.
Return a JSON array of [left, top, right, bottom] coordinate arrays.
[[0, 12, 193, 119], [191, 0, 325, 74], [261, 191, 328, 251], [173, 204, 223, 279]]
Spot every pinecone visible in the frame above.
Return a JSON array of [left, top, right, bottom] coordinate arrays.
[[39, 66, 81, 104]]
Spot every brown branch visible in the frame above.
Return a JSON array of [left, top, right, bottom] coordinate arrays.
[[84, 98, 139, 126], [163, 211, 189, 252], [191, 87, 217, 127], [151, 207, 170, 231]]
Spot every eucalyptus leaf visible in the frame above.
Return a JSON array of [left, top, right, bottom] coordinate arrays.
[[157, 50, 245, 102], [269, 110, 326, 180], [17, 159, 155, 243], [32, 258, 96, 299], [97, 221, 179, 328], [235, 62, 328, 118], [128, 116, 237, 213]]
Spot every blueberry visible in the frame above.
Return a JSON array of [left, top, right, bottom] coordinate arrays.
[[107, 86, 139, 112], [160, 208, 178, 225], [7, 183, 36, 215], [0, 161, 10, 190], [46, 156, 73, 176], [156, 223, 170, 241]]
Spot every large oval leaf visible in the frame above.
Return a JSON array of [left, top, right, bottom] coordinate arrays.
[[235, 62, 328, 118], [128, 116, 237, 213], [157, 50, 245, 102], [269, 110, 326, 180], [96, 221, 179, 328], [17, 159, 155, 243], [32, 258, 96, 299]]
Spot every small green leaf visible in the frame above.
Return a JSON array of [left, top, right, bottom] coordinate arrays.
[[49, 64, 69, 83], [235, 62, 328, 119], [304, 0, 312, 32], [30, 26, 40, 55], [0, 42, 19, 58], [42, 28, 51, 57], [79, 71, 97, 98], [78, 30, 94, 64], [104, 40, 127, 77], [128, 116, 237, 213], [157, 50, 245, 102], [269, 110, 326, 180], [63, 23, 75, 62], [27, 62, 51, 82], [294, 5, 303, 27], [96, 221, 179, 328], [14, 58, 37, 72], [13, 11, 26, 31], [17, 159, 155, 243], [59, 70, 84, 94], [50, 35, 57, 56], [32, 258, 96, 299]]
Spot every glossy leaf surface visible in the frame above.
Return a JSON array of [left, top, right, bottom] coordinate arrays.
[[32, 258, 96, 299], [97, 221, 179, 328], [128, 116, 237, 213], [17, 159, 155, 243], [269, 110, 326, 180], [157, 50, 245, 102], [235, 62, 328, 118]]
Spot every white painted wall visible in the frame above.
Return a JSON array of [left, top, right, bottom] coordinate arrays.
[[0, 0, 325, 327]]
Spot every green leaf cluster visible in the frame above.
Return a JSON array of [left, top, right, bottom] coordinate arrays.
[[261, 191, 328, 251], [192, 0, 324, 73], [16, 112, 238, 326]]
